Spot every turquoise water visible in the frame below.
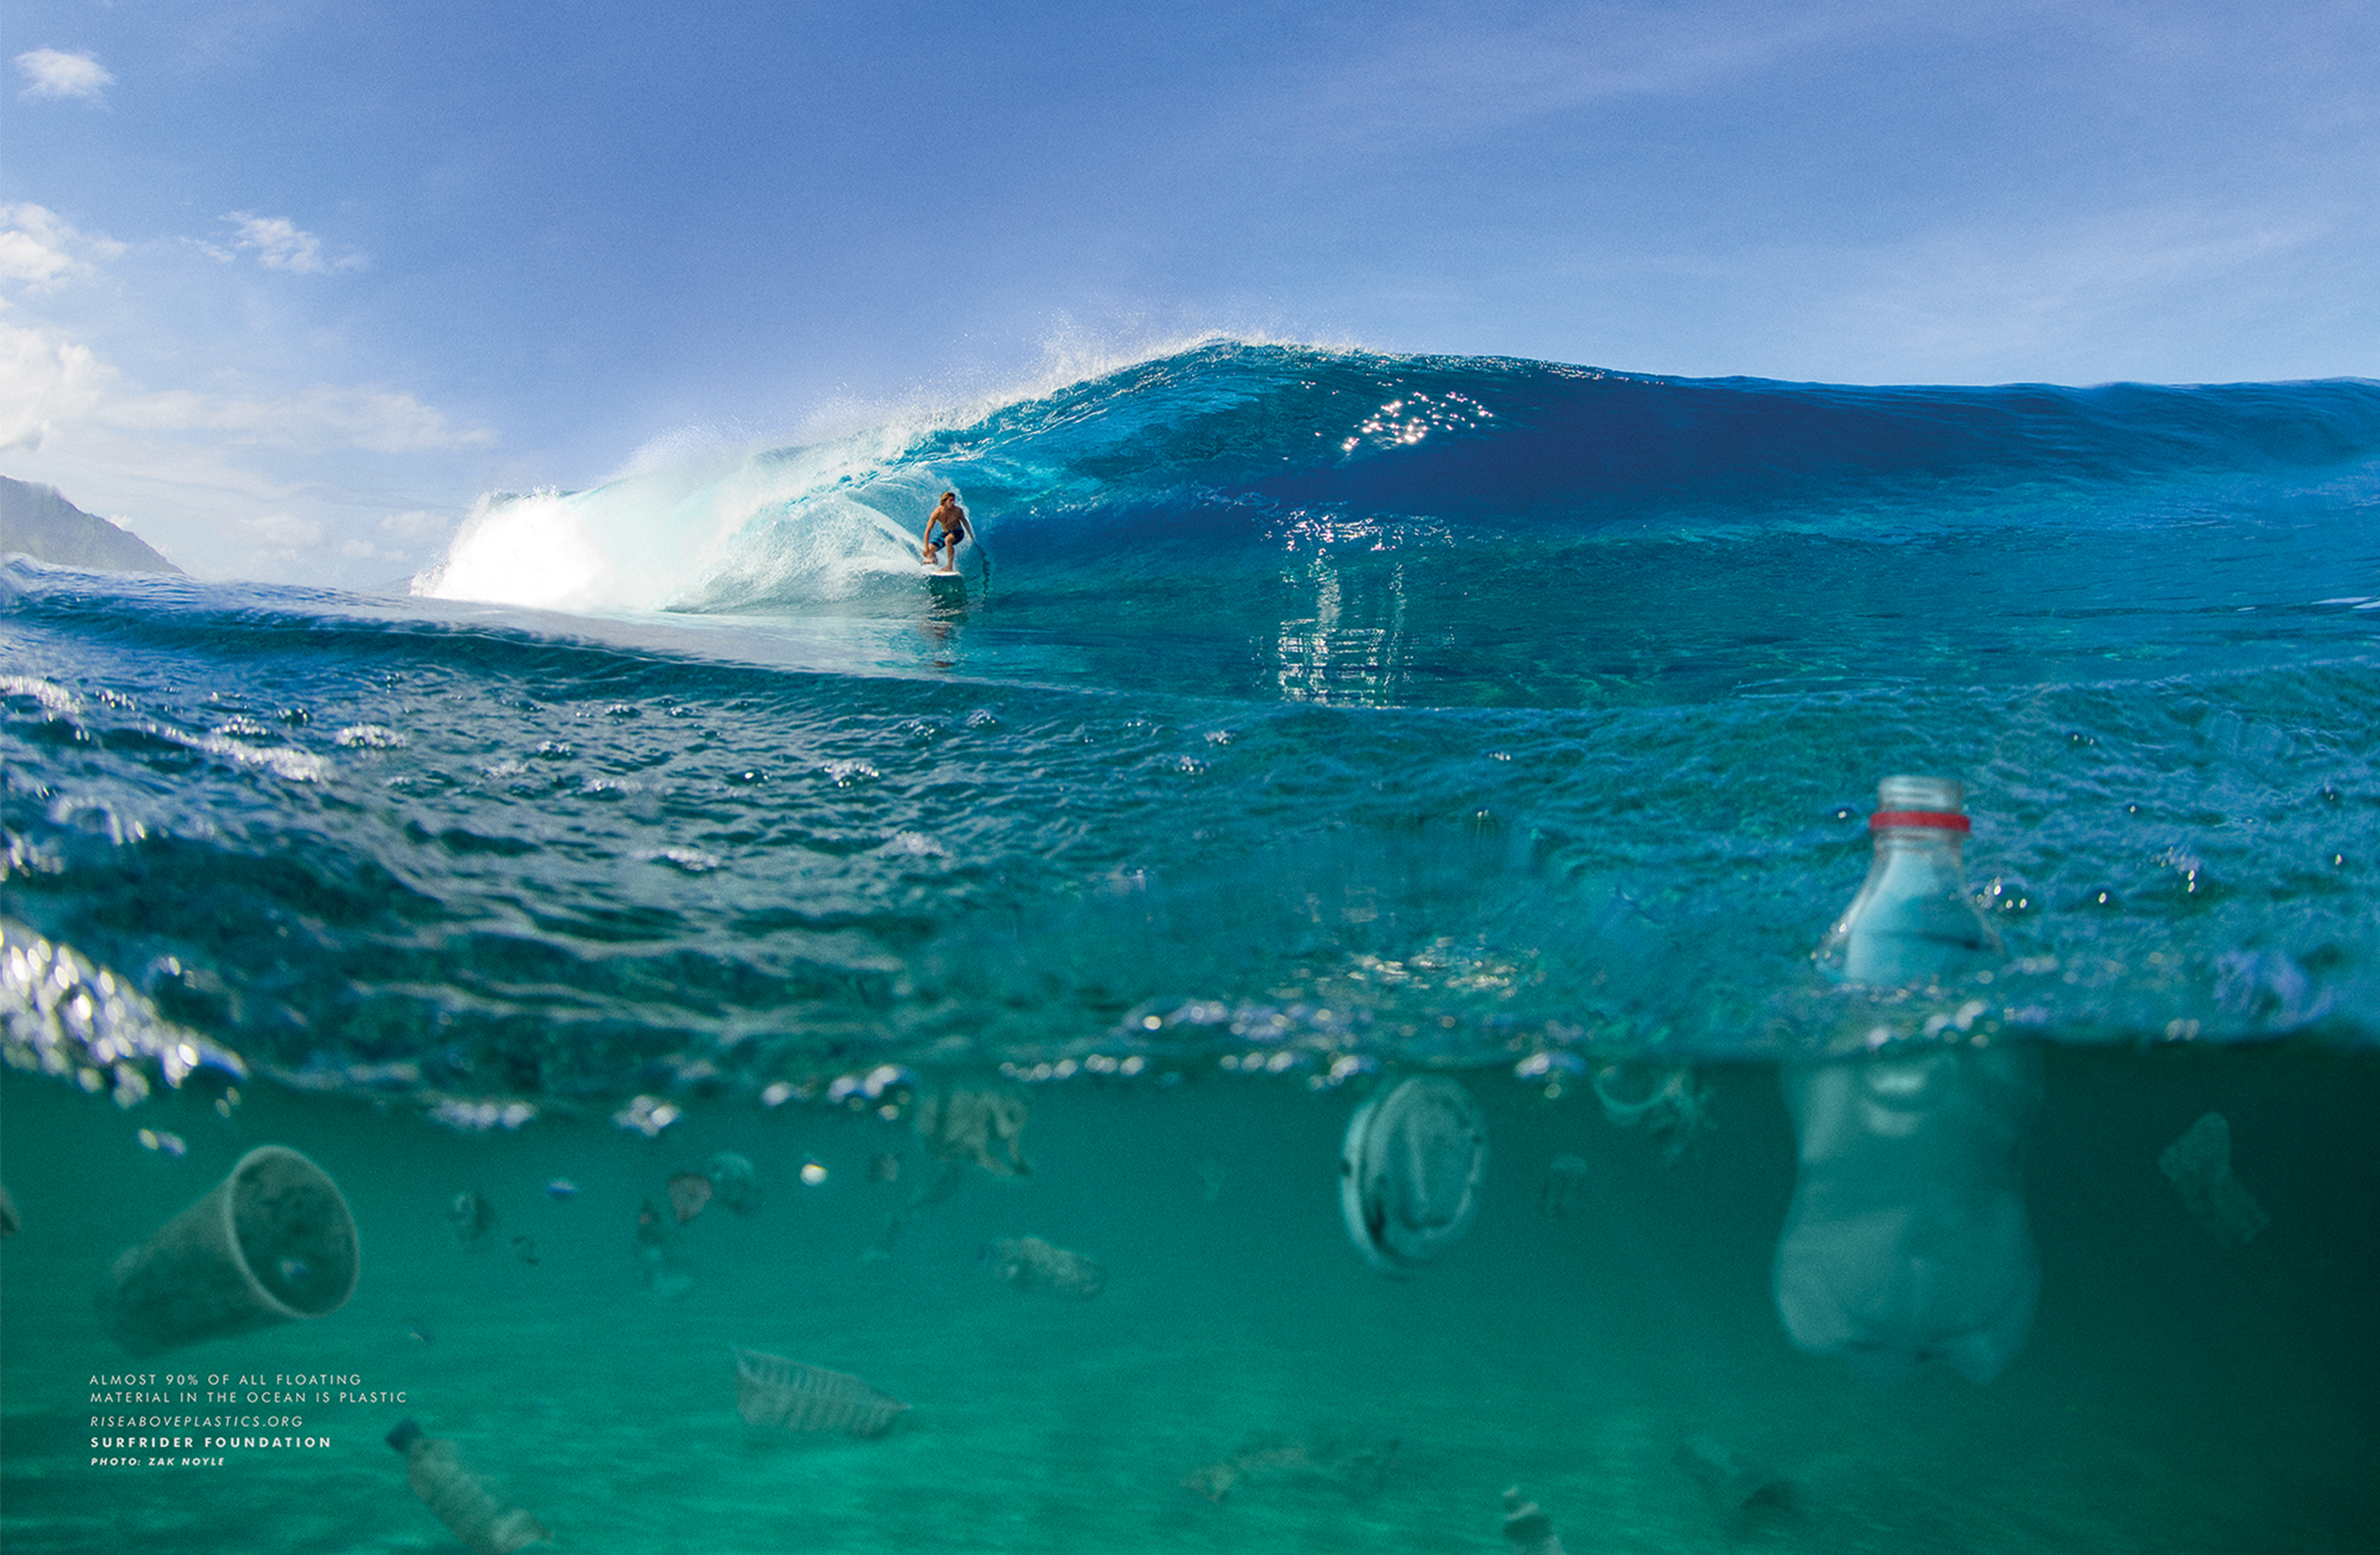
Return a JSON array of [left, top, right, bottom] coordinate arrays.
[[5, 343, 2378, 1549], [6, 1049, 2374, 1552]]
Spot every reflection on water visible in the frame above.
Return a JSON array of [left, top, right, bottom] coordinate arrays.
[[1275, 558, 1435, 705]]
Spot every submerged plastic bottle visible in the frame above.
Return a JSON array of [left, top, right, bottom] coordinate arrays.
[[1772, 776, 2042, 1384], [385, 1419, 552, 1554]]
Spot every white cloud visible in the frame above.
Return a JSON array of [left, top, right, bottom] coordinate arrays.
[[225, 213, 367, 275], [14, 48, 113, 104], [0, 204, 125, 293], [1, 321, 113, 452], [101, 383, 495, 453]]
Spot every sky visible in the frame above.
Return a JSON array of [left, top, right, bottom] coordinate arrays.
[[3, 0, 2375, 584]]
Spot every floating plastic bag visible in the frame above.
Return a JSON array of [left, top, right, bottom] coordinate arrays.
[[2159, 1111, 2268, 1247], [913, 1075, 1032, 1176], [732, 1347, 910, 1437]]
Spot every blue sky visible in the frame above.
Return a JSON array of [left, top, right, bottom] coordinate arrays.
[[4, 0, 2374, 582]]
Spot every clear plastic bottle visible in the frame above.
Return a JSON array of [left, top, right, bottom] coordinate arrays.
[[385, 1419, 552, 1554], [1772, 775, 2041, 1385], [1814, 775, 2003, 987]]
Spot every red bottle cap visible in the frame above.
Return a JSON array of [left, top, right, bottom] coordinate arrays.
[[1869, 810, 1972, 831]]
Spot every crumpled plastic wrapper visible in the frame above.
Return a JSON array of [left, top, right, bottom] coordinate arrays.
[[2158, 1111, 2268, 1247]]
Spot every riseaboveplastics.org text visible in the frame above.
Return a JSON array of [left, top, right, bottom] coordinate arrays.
[[88, 1372, 407, 1468]]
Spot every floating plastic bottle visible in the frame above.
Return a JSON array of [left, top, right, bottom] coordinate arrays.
[[1814, 775, 2005, 986], [385, 1418, 552, 1554], [1772, 775, 2043, 1384]]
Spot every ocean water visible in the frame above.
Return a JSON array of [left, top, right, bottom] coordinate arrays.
[[4, 342, 2376, 1552]]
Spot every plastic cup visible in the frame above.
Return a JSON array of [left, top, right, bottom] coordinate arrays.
[[99, 1144, 360, 1356]]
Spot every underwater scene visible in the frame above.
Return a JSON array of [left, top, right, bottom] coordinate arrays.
[[4, 342, 2376, 1552]]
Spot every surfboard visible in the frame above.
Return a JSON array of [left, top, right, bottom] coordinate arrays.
[[923, 565, 960, 579]]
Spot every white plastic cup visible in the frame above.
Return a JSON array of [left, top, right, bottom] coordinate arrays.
[[98, 1145, 360, 1356]]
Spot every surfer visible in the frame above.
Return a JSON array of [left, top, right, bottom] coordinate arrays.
[[920, 491, 969, 571]]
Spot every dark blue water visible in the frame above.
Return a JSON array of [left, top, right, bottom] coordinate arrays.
[[4, 343, 2377, 1552]]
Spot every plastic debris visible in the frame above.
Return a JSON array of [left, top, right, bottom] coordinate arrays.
[[867, 1080, 1027, 1260], [1674, 1433, 1796, 1528], [1539, 1155, 1589, 1218], [666, 1171, 713, 1225], [706, 1151, 762, 1215], [732, 1347, 909, 1437], [447, 1190, 500, 1251], [542, 1178, 578, 1200], [1774, 1045, 2042, 1384], [1502, 1486, 1568, 1555], [2159, 1111, 2268, 1247], [1, 1181, 17, 1237], [983, 1234, 1107, 1299], [1774, 777, 2040, 1386], [101, 1145, 360, 1356], [386, 1418, 552, 1554], [868, 1152, 901, 1183], [913, 1075, 1032, 1176], [1198, 1153, 1228, 1202], [634, 1197, 693, 1297], [1338, 1075, 1488, 1275], [1590, 1064, 1714, 1162]]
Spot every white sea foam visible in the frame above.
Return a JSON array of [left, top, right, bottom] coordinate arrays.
[[410, 325, 1342, 615]]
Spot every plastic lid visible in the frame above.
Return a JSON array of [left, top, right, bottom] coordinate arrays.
[[1870, 775, 1970, 832]]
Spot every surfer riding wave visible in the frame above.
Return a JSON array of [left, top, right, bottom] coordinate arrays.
[[920, 491, 969, 572]]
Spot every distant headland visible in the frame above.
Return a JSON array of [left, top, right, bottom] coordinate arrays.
[[0, 477, 181, 573]]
